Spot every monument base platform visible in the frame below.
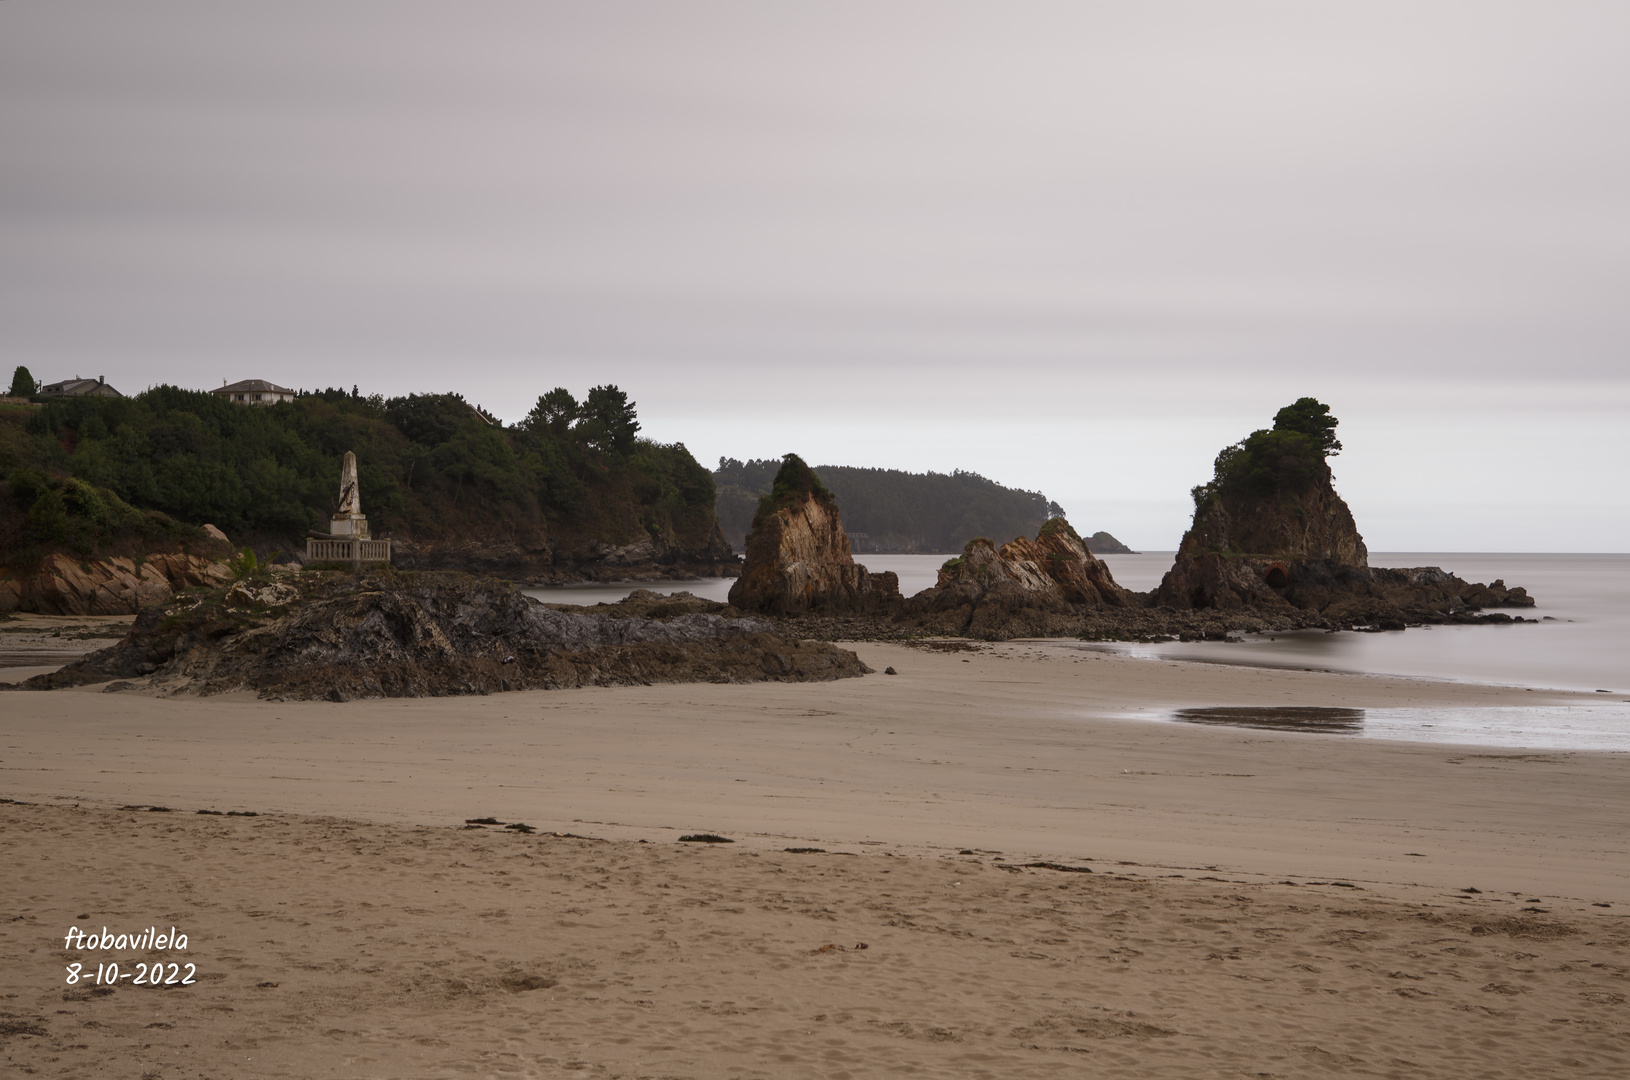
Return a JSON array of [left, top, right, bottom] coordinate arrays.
[[306, 538, 392, 565]]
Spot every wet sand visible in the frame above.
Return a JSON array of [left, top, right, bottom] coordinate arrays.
[[0, 613, 131, 683], [3, 638, 1628, 1076]]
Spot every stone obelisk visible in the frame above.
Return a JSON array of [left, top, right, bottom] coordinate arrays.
[[329, 451, 370, 538]]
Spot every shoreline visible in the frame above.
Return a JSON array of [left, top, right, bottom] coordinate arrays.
[[4, 640, 1626, 903], [1071, 637, 1629, 697], [5, 637, 1628, 1075], [2, 608, 1621, 700]]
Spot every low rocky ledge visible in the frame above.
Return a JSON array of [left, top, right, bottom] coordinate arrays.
[[0, 552, 233, 616], [11, 571, 868, 700]]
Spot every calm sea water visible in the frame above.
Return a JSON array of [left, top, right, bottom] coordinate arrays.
[[1092, 552, 1630, 696], [519, 554, 953, 609], [1092, 551, 1630, 751], [528, 552, 1628, 695], [526, 553, 1630, 749]]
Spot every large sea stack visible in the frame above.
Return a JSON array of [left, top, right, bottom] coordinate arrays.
[[1155, 398, 1367, 611], [727, 455, 898, 615], [1155, 398, 1532, 624]]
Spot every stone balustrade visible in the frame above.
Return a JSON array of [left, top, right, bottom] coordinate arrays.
[[305, 538, 392, 565]]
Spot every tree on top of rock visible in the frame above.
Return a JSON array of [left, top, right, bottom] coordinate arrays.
[[1193, 397, 1344, 505], [754, 453, 834, 526], [1272, 397, 1342, 457]]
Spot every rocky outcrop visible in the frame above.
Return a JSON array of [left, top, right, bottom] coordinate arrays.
[[0, 552, 234, 616], [1154, 400, 1365, 613], [727, 456, 895, 615], [902, 518, 1133, 637], [1155, 456, 1369, 613], [16, 571, 870, 700], [1154, 400, 1532, 621], [1085, 531, 1136, 555]]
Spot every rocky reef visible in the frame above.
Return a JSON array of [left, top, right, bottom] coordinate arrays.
[[15, 570, 869, 700], [904, 518, 1134, 636], [1085, 531, 1136, 555], [727, 455, 899, 615]]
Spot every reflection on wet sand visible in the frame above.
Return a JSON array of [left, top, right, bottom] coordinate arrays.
[[1172, 706, 1365, 733]]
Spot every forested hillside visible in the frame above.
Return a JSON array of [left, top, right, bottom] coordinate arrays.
[[1, 383, 728, 576], [713, 458, 1064, 553]]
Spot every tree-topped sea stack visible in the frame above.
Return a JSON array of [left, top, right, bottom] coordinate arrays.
[[1155, 398, 1533, 620], [727, 455, 896, 615], [1155, 398, 1367, 610]]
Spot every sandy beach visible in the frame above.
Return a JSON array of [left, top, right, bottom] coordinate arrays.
[[4, 638, 1629, 1076]]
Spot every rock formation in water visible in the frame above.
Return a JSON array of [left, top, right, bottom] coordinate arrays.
[[726, 455, 899, 615], [16, 570, 870, 700], [1154, 398, 1532, 622], [0, 551, 234, 616], [1085, 531, 1136, 555], [904, 518, 1133, 636]]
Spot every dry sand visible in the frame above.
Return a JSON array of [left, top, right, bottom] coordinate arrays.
[[3, 637, 1629, 1077]]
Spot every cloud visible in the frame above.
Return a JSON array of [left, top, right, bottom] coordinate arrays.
[[1, 1, 1625, 548]]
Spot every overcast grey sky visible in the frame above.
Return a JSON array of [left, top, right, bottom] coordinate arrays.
[[2, 2, 1625, 550]]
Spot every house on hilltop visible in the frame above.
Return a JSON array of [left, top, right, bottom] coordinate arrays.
[[213, 378, 296, 405], [39, 375, 123, 399]]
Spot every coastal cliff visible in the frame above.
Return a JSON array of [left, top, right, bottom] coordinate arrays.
[[727, 455, 898, 615], [16, 570, 868, 700], [0, 467, 236, 614]]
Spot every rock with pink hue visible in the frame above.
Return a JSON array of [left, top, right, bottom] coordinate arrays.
[[727, 455, 888, 616], [0, 552, 234, 615], [904, 518, 1132, 636]]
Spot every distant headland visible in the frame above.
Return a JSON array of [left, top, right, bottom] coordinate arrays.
[[712, 457, 1130, 556]]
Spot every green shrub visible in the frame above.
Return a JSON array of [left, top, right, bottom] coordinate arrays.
[[228, 548, 261, 579], [7, 365, 38, 398], [1203, 398, 1342, 499]]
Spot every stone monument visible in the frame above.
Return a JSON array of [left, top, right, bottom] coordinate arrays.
[[305, 451, 390, 565], [329, 450, 369, 538]]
